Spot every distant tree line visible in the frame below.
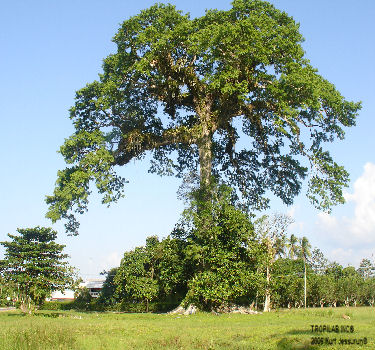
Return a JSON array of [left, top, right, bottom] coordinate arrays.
[[96, 185, 375, 312], [2, 186, 373, 314]]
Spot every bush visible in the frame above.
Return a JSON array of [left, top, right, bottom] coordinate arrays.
[[40, 300, 98, 311], [0, 297, 14, 307], [114, 301, 179, 313], [74, 287, 92, 303], [40, 300, 178, 313], [39, 301, 74, 311], [185, 268, 260, 310]]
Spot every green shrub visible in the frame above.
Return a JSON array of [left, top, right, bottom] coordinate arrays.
[[39, 301, 74, 311], [0, 297, 13, 307], [41, 299, 179, 313], [111, 301, 177, 313]]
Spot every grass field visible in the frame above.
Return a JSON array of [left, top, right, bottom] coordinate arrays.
[[0, 307, 374, 349]]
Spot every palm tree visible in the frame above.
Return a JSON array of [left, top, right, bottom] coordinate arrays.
[[287, 234, 298, 259], [275, 235, 287, 259], [299, 236, 312, 308], [254, 214, 293, 312]]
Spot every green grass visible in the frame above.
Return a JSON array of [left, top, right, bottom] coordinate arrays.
[[0, 307, 374, 349]]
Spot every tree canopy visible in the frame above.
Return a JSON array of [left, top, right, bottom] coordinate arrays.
[[0, 227, 75, 313], [46, 0, 360, 234]]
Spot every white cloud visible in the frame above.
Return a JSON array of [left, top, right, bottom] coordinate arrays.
[[317, 212, 339, 229], [329, 247, 354, 265], [287, 205, 296, 218], [327, 247, 375, 267], [344, 162, 375, 238], [286, 205, 305, 232], [314, 163, 375, 265]]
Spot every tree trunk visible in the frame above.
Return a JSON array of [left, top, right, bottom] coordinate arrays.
[[304, 258, 307, 308], [264, 265, 271, 312], [196, 99, 214, 189], [20, 302, 29, 314], [19, 295, 32, 314], [198, 130, 212, 188]]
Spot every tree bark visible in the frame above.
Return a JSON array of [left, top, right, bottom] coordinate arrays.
[[264, 265, 271, 312], [196, 97, 214, 189], [20, 302, 28, 314], [198, 131, 212, 188], [304, 258, 307, 308]]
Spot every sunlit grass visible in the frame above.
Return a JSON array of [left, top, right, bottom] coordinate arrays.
[[0, 307, 374, 349]]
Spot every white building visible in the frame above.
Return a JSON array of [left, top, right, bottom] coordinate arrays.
[[79, 279, 105, 298], [48, 290, 75, 301], [46, 279, 105, 301]]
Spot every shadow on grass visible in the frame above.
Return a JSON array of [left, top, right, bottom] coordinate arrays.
[[275, 329, 319, 350], [285, 329, 314, 336], [7, 311, 65, 318], [32, 312, 64, 318], [277, 337, 318, 350], [7, 313, 26, 317], [231, 334, 251, 341]]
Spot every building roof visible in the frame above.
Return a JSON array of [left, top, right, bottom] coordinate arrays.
[[80, 279, 105, 289]]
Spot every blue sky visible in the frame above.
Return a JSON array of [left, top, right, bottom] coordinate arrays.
[[1, 0, 374, 279]]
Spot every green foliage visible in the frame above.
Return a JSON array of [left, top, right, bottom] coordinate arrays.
[[0, 275, 15, 306], [178, 184, 263, 309], [325, 261, 344, 280], [254, 213, 293, 265], [115, 301, 180, 313], [286, 234, 298, 259], [46, 0, 360, 234], [114, 244, 159, 311], [337, 267, 363, 306], [156, 237, 188, 299], [98, 267, 119, 305], [271, 258, 305, 308], [39, 301, 75, 311], [298, 236, 312, 262], [361, 278, 375, 306], [108, 184, 264, 310], [45, 130, 126, 235], [309, 248, 328, 275], [357, 258, 375, 279], [40, 300, 179, 313], [112, 234, 189, 310], [308, 273, 336, 307], [74, 287, 93, 304], [186, 266, 262, 309], [254, 213, 293, 311], [0, 227, 75, 314]]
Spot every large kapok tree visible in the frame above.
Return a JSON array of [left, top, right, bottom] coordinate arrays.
[[46, 0, 360, 234]]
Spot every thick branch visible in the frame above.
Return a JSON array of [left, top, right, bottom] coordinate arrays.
[[115, 124, 200, 165]]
